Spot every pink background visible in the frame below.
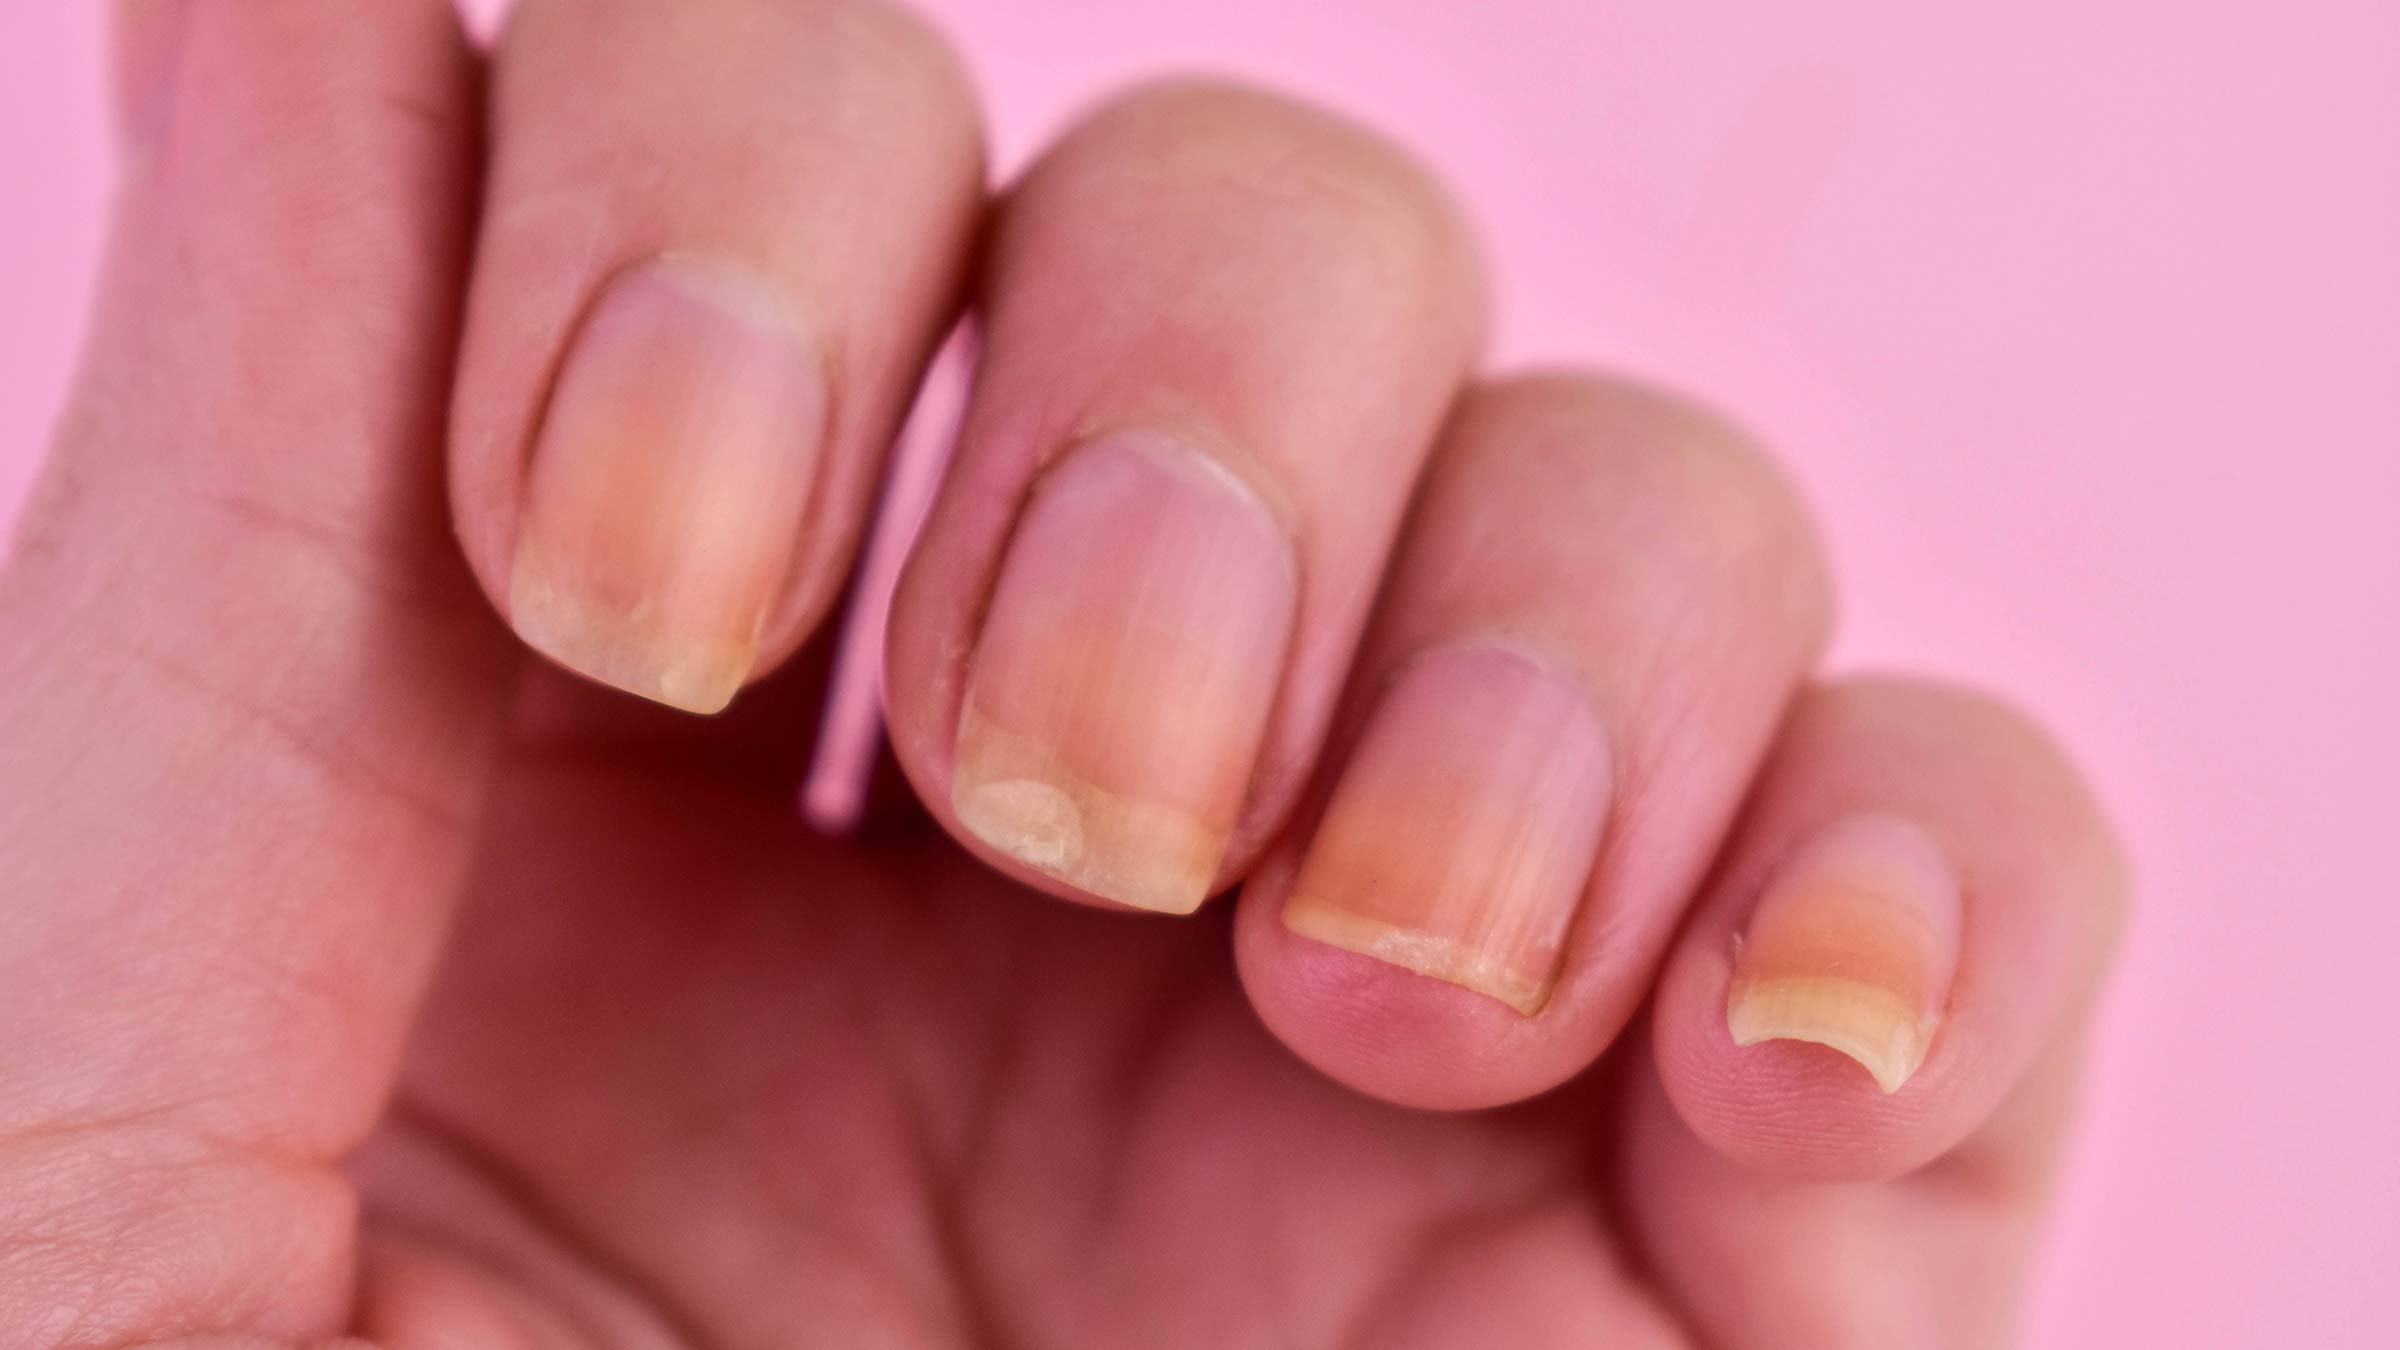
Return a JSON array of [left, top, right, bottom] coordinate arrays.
[[5, 3, 2394, 1344]]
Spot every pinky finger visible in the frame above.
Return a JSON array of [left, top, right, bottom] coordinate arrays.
[[1650, 676, 2129, 1181]]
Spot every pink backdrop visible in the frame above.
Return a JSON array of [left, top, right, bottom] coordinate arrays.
[[5, 3, 2394, 1344]]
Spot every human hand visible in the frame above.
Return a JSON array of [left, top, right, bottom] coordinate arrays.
[[0, 4, 2126, 1346]]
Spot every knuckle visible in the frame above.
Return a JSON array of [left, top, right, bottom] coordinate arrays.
[[1832, 675, 2081, 785], [514, 0, 979, 131], [810, 0, 981, 126], [1046, 77, 1482, 303], [1457, 372, 1834, 630], [1812, 675, 2133, 930]]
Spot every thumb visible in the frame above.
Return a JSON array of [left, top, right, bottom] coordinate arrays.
[[0, 2, 508, 1341]]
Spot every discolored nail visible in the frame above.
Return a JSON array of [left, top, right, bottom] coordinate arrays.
[[1281, 645, 1612, 1015], [509, 255, 824, 714], [1726, 814, 1962, 1093], [951, 430, 1295, 915]]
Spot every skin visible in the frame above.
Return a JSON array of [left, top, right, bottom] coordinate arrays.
[[0, 3, 2128, 1346]]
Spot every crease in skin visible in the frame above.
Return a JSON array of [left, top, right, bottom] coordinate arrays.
[[1727, 974, 1932, 1094], [1284, 902, 1558, 1015]]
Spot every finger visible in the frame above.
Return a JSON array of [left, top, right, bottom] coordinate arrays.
[[886, 80, 1485, 914], [450, 0, 982, 714], [1618, 1034, 2092, 1350], [1618, 679, 2126, 1348], [1232, 374, 1832, 1107], [0, 3, 501, 1341], [1651, 676, 2129, 1181], [1343, 1202, 1690, 1349]]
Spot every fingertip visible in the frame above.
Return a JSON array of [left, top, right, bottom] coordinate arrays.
[[1238, 893, 1559, 1110], [1651, 678, 2130, 1183], [1234, 845, 1621, 1111], [1653, 922, 1968, 1181]]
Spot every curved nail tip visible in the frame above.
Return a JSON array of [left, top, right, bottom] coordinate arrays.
[[1729, 1018, 1923, 1095], [1282, 903, 1555, 1016], [951, 776, 1212, 916], [1726, 976, 1931, 1094], [508, 577, 748, 715]]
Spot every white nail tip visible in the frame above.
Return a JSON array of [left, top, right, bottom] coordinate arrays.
[[1727, 975, 1933, 1094]]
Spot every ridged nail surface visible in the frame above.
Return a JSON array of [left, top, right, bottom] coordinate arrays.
[[1727, 814, 1962, 1093], [509, 256, 823, 714], [951, 431, 1295, 914], [1282, 646, 1612, 1014]]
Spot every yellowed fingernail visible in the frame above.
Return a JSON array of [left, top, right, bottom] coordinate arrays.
[[951, 430, 1295, 914], [1281, 646, 1612, 1014], [1726, 814, 1962, 1093], [508, 255, 824, 714]]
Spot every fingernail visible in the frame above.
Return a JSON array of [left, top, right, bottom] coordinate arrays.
[[1726, 814, 1962, 1093], [509, 256, 824, 714], [1281, 646, 1612, 1015], [951, 431, 1295, 914]]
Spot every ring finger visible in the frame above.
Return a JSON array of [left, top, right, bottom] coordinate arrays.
[[1238, 374, 1833, 1107]]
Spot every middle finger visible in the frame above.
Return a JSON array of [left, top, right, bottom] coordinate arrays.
[[886, 80, 1486, 915]]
